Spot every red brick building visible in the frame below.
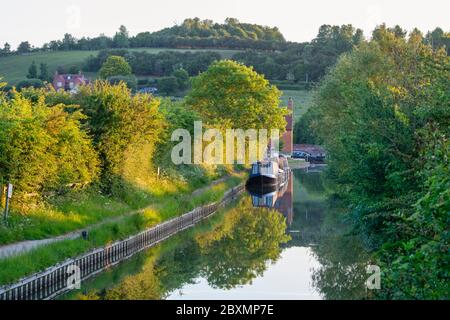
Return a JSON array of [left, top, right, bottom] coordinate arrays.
[[52, 72, 88, 92], [281, 97, 294, 155]]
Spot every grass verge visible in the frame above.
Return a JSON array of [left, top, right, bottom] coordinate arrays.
[[0, 173, 246, 286]]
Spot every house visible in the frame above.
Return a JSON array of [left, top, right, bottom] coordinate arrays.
[[53, 72, 89, 93], [281, 97, 294, 155]]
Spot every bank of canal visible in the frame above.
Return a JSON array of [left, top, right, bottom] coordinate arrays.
[[59, 167, 371, 300]]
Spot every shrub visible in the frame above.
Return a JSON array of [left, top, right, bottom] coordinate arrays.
[[107, 75, 137, 90], [16, 79, 44, 90], [0, 90, 99, 204]]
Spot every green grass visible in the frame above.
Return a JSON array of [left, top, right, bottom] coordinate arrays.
[[0, 48, 241, 84], [280, 89, 314, 124], [0, 173, 246, 286], [0, 169, 244, 245]]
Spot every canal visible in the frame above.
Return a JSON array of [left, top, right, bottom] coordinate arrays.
[[61, 167, 371, 300]]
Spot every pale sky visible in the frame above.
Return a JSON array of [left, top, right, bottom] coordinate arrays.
[[1, 0, 449, 49]]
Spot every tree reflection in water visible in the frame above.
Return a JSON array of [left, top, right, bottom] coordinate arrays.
[[70, 169, 372, 300], [292, 169, 371, 300], [73, 197, 290, 300]]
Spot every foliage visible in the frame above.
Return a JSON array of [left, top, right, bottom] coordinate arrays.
[[186, 60, 288, 131], [195, 197, 290, 289], [157, 76, 179, 95], [232, 24, 365, 82], [98, 55, 132, 79], [37, 19, 285, 52], [306, 27, 450, 298], [26, 61, 38, 79], [72, 81, 165, 191], [16, 78, 44, 90], [38, 63, 50, 82], [106, 75, 137, 90], [0, 90, 99, 203]]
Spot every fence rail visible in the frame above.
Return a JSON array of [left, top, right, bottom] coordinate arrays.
[[0, 184, 245, 300]]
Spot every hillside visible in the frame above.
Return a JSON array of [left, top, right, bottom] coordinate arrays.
[[0, 48, 240, 84]]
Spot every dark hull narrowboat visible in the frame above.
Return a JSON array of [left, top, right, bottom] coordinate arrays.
[[247, 160, 279, 186], [246, 156, 290, 187]]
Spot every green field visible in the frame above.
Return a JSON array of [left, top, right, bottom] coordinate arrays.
[[280, 89, 314, 123], [0, 48, 241, 84]]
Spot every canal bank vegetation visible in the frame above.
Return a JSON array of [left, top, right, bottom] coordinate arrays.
[[0, 80, 246, 246], [0, 59, 291, 286], [300, 25, 449, 299], [0, 174, 244, 286]]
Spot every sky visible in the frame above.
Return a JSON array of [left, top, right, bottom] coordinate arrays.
[[1, 0, 449, 49]]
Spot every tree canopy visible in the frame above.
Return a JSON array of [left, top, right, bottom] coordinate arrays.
[[186, 60, 288, 131], [99, 56, 132, 79]]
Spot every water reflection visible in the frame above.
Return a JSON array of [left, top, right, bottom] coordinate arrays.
[[63, 166, 371, 300]]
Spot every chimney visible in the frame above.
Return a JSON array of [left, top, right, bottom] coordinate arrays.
[[287, 97, 294, 110]]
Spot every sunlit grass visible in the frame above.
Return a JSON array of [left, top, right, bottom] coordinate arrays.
[[0, 172, 246, 286]]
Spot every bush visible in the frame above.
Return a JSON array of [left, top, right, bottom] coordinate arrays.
[[73, 81, 166, 192], [99, 56, 132, 79], [0, 90, 99, 204], [107, 75, 137, 90], [157, 76, 179, 95], [16, 79, 44, 90]]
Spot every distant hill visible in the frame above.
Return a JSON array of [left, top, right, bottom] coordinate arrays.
[[149, 18, 285, 41], [0, 48, 240, 85], [131, 18, 286, 50]]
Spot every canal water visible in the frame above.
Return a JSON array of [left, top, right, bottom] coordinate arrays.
[[61, 167, 371, 300]]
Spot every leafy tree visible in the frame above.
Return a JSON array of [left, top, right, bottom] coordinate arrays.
[[186, 60, 288, 131], [27, 61, 38, 79], [305, 27, 449, 298], [73, 81, 165, 190], [61, 33, 77, 50], [172, 68, 189, 90], [16, 78, 44, 90], [17, 41, 31, 54], [0, 43, 11, 56], [68, 65, 81, 74], [0, 89, 99, 203], [38, 63, 50, 81], [106, 75, 137, 90], [113, 25, 130, 48], [99, 56, 132, 79], [157, 76, 178, 95]]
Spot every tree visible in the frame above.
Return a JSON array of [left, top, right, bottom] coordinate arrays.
[[306, 27, 449, 298], [107, 75, 137, 90], [27, 61, 38, 79], [0, 89, 99, 201], [186, 60, 288, 131], [113, 25, 130, 48], [73, 81, 165, 190], [16, 78, 44, 89], [39, 63, 50, 81], [68, 65, 80, 74], [99, 56, 132, 79], [157, 76, 178, 95], [172, 68, 189, 90], [61, 33, 77, 50], [17, 41, 31, 54], [1, 43, 11, 56]]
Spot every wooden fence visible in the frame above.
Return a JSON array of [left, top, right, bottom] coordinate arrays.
[[0, 184, 244, 300]]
